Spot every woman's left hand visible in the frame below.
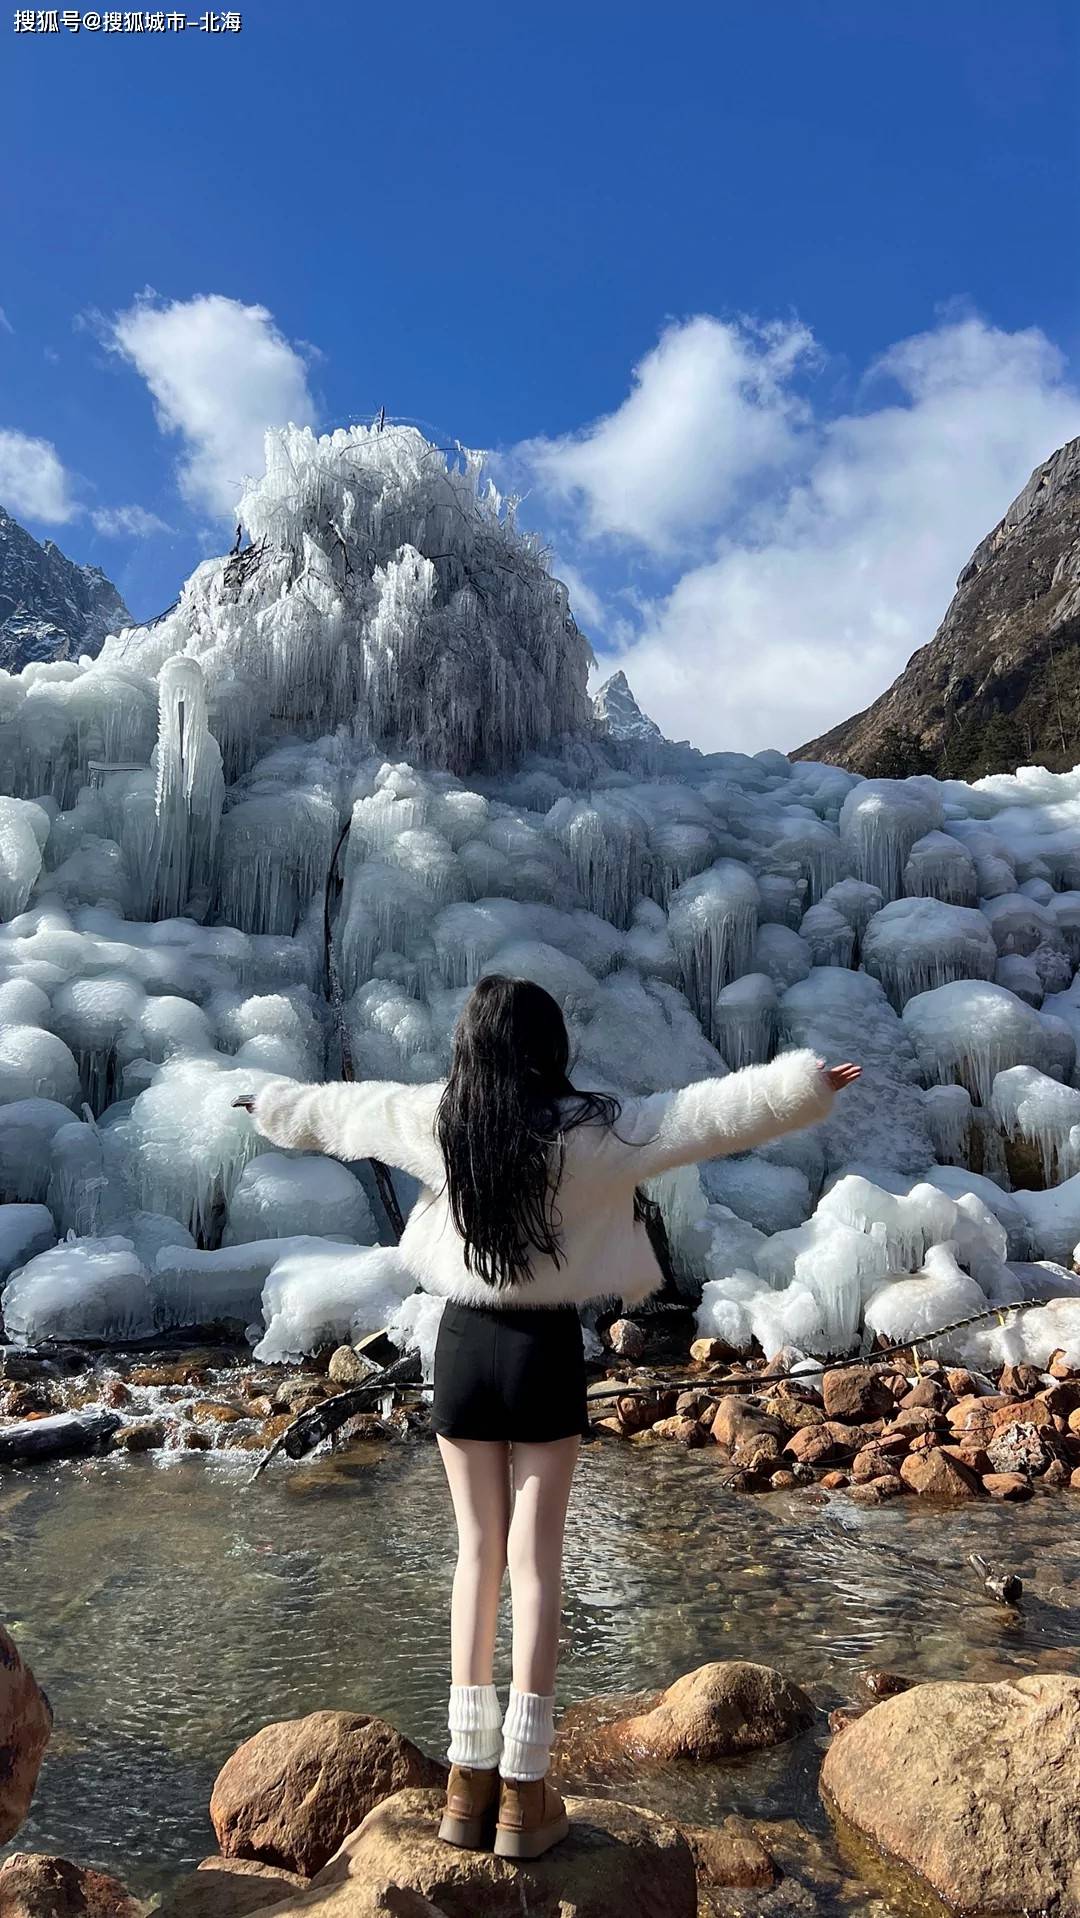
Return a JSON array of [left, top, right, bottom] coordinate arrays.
[[232, 1094, 256, 1112]]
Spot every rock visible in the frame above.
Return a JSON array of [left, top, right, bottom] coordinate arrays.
[[647, 1415, 707, 1447], [783, 1421, 851, 1466], [709, 1398, 780, 1450], [565, 1662, 813, 1766], [991, 1396, 1056, 1434], [327, 1347, 381, 1387], [819, 1470, 850, 1490], [821, 1366, 895, 1423], [191, 1402, 243, 1426], [731, 1430, 783, 1473], [761, 1385, 824, 1431], [850, 1442, 903, 1483], [768, 1469, 798, 1489], [210, 1712, 446, 1877], [981, 1471, 1033, 1501], [112, 1421, 168, 1453], [159, 1857, 310, 1918], [690, 1337, 733, 1365], [899, 1448, 981, 1498], [1042, 1457, 1071, 1488], [0, 1853, 142, 1917], [677, 1819, 777, 1889], [986, 1421, 1054, 1477], [305, 1786, 696, 1918], [899, 1377, 947, 1411], [998, 1362, 1044, 1397], [1070, 1466, 1080, 1490], [885, 1406, 946, 1439], [859, 1669, 912, 1699], [607, 1319, 647, 1360], [674, 1389, 713, 1418], [0, 1626, 52, 1843], [849, 1475, 907, 1505], [270, 1379, 329, 1415], [821, 1673, 1080, 1914], [613, 1392, 673, 1435]]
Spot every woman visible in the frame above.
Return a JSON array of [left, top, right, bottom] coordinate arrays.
[[239, 976, 860, 1860]]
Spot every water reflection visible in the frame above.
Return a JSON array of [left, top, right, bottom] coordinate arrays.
[[2, 1441, 1078, 1906]]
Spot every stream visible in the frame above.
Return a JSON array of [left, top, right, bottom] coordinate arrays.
[[3, 1438, 1078, 1909]]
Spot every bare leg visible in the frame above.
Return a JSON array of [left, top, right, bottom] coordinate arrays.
[[436, 1436, 511, 1686], [506, 1436, 581, 1696]]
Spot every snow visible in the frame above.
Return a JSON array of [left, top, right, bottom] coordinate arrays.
[[2, 420, 1080, 1362]]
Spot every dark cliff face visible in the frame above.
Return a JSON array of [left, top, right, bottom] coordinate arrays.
[[794, 437, 1080, 780], [0, 507, 132, 671]]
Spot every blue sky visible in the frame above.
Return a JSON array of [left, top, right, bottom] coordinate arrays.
[[3, 0, 1079, 750]]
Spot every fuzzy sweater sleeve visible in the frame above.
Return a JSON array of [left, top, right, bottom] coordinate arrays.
[[586, 1049, 836, 1184], [249, 1077, 446, 1187]]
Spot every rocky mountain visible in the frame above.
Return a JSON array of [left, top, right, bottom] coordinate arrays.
[[0, 507, 132, 672], [593, 668, 664, 743], [795, 437, 1080, 781]]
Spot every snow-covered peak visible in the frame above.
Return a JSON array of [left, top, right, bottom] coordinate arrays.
[[593, 668, 663, 743], [0, 506, 131, 671]]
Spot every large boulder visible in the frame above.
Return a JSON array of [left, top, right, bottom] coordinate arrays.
[[0, 1853, 142, 1918], [559, 1661, 814, 1768], [821, 1673, 1080, 1914], [209, 1713, 446, 1877], [159, 1858, 310, 1918], [0, 1625, 53, 1841], [298, 1787, 696, 1918]]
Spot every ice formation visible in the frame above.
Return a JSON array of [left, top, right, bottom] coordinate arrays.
[[2, 422, 1080, 1366]]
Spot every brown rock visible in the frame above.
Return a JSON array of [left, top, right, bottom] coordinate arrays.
[[820, 1674, 1080, 1913], [1042, 1457, 1071, 1488], [900, 1448, 981, 1498], [690, 1337, 734, 1365], [849, 1476, 907, 1505], [305, 1787, 696, 1918], [859, 1670, 912, 1699], [614, 1393, 670, 1435], [112, 1421, 168, 1453], [271, 1379, 329, 1416], [1070, 1466, 1080, 1490], [648, 1416, 707, 1447], [0, 1853, 142, 1918], [851, 1443, 902, 1483], [570, 1661, 813, 1765], [991, 1397, 1056, 1433], [899, 1377, 946, 1411], [783, 1421, 851, 1466], [821, 1366, 895, 1423], [767, 1469, 798, 1490], [677, 1819, 777, 1890], [1049, 1352, 1079, 1380], [760, 1387, 825, 1432], [885, 1406, 946, 1438], [210, 1713, 445, 1877], [709, 1399, 780, 1450], [607, 1319, 647, 1361], [327, 1347, 381, 1387], [819, 1470, 850, 1490], [0, 1626, 52, 1844], [674, 1390, 713, 1419], [945, 1367, 980, 1396], [998, 1362, 1044, 1397], [159, 1857, 310, 1918], [981, 1472, 1034, 1501]]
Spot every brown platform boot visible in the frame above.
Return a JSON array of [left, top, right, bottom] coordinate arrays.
[[438, 1763, 500, 1849], [494, 1773, 570, 1859]]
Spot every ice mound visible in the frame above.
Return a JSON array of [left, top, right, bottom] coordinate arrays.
[[254, 1243, 414, 1364], [1, 422, 1080, 1362]]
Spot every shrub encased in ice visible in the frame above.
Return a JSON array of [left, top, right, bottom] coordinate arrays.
[[224, 1151, 378, 1247]]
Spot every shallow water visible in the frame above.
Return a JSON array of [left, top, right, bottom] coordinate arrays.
[[3, 1438, 1079, 1908]]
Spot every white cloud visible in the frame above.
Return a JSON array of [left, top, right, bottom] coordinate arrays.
[[90, 504, 172, 537], [520, 315, 815, 553], [523, 315, 1080, 754], [110, 293, 316, 518], [0, 429, 77, 522]]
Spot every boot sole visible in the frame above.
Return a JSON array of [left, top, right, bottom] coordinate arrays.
[[493, 1812, 570, 1859], [438, 1812, 495, 1849]]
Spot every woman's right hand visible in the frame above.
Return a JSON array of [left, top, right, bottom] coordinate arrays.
[[818, 1061, 861, 1091], [232, 1094, 256, 1112]]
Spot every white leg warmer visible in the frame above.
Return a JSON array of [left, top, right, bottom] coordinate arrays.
[[447, 1682, 502, 1769], [500, 1686, 556, 1782]]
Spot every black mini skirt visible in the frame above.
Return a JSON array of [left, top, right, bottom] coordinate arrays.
[[432, 1298, 589, 1444]]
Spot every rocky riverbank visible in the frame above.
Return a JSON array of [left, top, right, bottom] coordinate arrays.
[[5, 1626, 1080, 1918], [4, 1308, 1080, 1507]]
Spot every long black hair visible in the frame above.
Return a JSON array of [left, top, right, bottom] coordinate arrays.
[[435, 974, 626, 1290]]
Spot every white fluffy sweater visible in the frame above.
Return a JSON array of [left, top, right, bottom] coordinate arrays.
[[251, 1048, 836, 1311]]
